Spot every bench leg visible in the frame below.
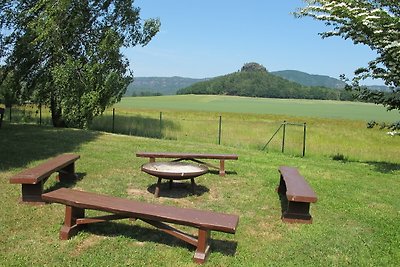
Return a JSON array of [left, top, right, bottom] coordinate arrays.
[[282, 201, 312, 224], [193, 228, 211, 264], [154, 177, 162, 198], [219, 160, 225, 176], [60, 205, 85, 240], [20, 180, 46, 204], [57, 162, 78, 182]]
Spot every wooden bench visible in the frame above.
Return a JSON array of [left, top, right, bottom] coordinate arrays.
[[277, 166, 317, 224], [136, 152, 238, 176], [10, 154, 80, 204], [42, 188, 239, 264]]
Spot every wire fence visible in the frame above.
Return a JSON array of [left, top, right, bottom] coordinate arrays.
[[1, 105, 307, 156]]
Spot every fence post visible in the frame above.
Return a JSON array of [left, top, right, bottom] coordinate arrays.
[[112, 108, 115, 133], [302, 122, 307, 157], [218, 115, 222, 145], [281, 121, 286, 153], [159, 112, 163, 138], [39, 105, 42, 125]]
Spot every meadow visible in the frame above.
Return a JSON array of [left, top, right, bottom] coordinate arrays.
[[90, 95, 399, 163]]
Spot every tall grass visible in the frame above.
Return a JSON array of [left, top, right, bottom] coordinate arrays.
[[91, 108, 400, 164]]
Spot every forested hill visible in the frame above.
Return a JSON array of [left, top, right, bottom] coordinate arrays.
[[271, 70, 346, 89], [126, 76, 207, 96], [176, 69, 353, 100]]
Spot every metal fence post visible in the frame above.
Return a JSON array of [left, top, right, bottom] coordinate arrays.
[[218, 115, 222, 145], [159, 111, 163, 138], [302, 122, 307, 157], [112, 108, 115, 133], [281, 121, 286, 153]]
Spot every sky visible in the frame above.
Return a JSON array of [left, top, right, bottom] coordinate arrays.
[[125, 0, 383, 85]]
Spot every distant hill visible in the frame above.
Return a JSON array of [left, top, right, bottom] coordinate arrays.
[[177, 67, 353, 101], [125, 76, 207, 96], [271, 70, 346, 89]]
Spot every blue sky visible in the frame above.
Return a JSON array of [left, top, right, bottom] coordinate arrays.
[[125, 0, 382, 85]]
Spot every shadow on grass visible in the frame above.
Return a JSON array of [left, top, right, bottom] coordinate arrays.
[[365, 161, 400, 174], [90, 114, 180, 139], [147, 182, 209, 198], [208, 169, 238, 176], [84, 221, 238, 257], [0, 124, 99, 172], [332, 155, 400, 174], [44, 172, 87, 193]]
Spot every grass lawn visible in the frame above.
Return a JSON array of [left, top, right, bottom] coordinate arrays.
[[1, 124, 399, 266]]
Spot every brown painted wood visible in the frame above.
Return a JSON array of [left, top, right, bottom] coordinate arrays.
[[10, 154, 80, 204], [42, 188, 238, 264], [42, 188, 239, 233], [278, 166, 317, 224], [136, 152, 238, 176]]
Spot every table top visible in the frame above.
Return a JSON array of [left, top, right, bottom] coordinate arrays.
[[141, 162, 208, 179]]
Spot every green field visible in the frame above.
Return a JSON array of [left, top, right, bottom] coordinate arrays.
[[115, 95, 399, 122]]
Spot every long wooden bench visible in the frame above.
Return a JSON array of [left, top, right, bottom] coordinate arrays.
[[277, 166, 317, 224], [136, 152, 238, 176], [10, 154, 80, 204], [42, 188, 239, 264]]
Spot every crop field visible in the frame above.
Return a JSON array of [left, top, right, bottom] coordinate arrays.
[[115, 95, 399, 122]]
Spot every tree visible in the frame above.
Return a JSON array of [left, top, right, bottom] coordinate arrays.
[[296, 0, 400, 111], [0, 0, 160, 127]]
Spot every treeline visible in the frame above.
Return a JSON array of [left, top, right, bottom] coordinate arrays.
[[177, 71, 354, 101]]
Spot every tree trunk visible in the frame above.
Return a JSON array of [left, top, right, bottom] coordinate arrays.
[[50, 94, 66, 127]]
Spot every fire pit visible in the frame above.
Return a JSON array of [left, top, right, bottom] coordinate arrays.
[[141, 161, 208, 197]]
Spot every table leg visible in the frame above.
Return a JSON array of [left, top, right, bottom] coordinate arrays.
[[155, 177, 162, 197]]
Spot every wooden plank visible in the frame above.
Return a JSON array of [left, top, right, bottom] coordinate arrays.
[[136, 152, 238, 160], [10, 154, 80, 184], [279, 166, 317, 203], [42, 188, 239, 234]]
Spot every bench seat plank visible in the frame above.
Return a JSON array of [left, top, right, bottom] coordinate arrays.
[[279, 166, 317, 203], [42, 188, 238, 233], [136, 152, 238, 176], [42, 188, 239, 264], [10, 154, 80, 184], [136, 152, 238, 160]]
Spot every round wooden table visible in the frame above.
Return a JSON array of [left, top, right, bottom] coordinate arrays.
[[141, 162, 208, 197]]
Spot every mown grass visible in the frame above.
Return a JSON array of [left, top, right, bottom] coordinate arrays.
[[1, 124, 399, 266]]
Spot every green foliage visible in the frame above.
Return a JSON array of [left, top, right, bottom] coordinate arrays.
[[0, 0, 160, 128], [297, 0, 400, 111], [177, 70, 354, 100]]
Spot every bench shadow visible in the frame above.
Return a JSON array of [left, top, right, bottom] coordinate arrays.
[[84, 221, 238, 257], [147, 182, 209, 198], [208, 170, 238, 176], [44, 172, 87, 193]]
